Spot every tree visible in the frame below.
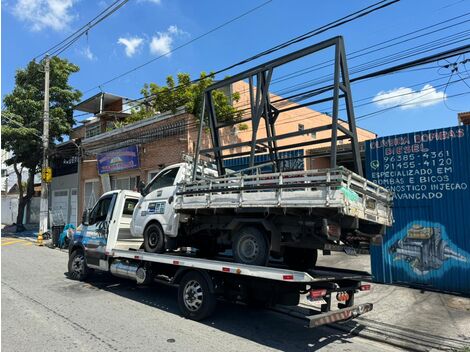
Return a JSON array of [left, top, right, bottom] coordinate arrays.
[[1, 57, 82, 225], [128, 72, 241, 124]]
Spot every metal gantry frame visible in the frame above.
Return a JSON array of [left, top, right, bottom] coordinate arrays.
[[193, 36, 363, 180]]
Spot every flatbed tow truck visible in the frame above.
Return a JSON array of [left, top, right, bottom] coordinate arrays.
[[69, 189, 373, 327], [68, 37, 386, 327]]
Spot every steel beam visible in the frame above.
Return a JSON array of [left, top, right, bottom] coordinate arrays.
[[198, 35, 362, 177]]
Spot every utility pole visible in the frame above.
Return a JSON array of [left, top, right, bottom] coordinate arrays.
[[38, 55, 50, 244]]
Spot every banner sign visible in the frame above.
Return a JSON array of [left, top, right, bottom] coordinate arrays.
[[97, 146, 139, 175]]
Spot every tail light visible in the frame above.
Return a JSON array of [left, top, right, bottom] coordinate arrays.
[[336, 292, 350, 302], [309, 289, 327, 299], [359, 284, 371, 291]]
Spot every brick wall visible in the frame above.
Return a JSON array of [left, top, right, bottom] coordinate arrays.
[[78, 113, 194, 214]]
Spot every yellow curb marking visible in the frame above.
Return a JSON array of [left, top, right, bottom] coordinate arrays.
[[1, 239, 29, 246]]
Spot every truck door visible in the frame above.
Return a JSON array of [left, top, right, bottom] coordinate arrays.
[[137, 166, 180, 235], [82, 193, 117, 269]]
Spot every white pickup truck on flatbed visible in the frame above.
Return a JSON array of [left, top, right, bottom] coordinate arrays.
[[68, 190, 374, 326], [129, 160, 392, 269]]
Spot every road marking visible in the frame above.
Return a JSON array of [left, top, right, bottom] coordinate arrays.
[[1, 237, 16, 241], [1, 239, 29, 246]]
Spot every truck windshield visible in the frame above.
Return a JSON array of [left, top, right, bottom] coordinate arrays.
[[89, 196, 114, 225], [146, 167, 180, 193]]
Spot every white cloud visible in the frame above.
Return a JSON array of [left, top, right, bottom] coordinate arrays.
[[167, 25, 183, 35], [79, 46, 96, 61], [149, 25, 187, 57], [117, 36, 144, 57], [149, 33, 172, 56], [372, 84, 447, 110], [12, 0, 75, 31]]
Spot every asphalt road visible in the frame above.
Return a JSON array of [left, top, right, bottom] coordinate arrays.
[[1, 237, 401, 352]]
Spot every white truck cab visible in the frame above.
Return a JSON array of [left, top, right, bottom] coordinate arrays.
[[130, 162, 217, 253]]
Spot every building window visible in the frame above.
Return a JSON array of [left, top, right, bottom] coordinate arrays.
[[111, 175, 140, 191], [311, 132, 317, 140], [84, 180, 100, 210], [85, 124, 101, 138], [298, 124, 305, 132]]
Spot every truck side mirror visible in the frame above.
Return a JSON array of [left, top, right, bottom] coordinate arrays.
[[138, 180, 147, 196], [82, 209, 90, 226]]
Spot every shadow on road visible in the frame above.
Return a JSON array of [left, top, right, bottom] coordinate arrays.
[[67, 271, 368, 351]]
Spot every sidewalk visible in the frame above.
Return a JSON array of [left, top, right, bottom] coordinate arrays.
[[310, 252, 470, 351], [1, 223, 39, 239]]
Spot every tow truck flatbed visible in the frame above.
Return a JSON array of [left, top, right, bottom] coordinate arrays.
[[110, 248, 371, 283]]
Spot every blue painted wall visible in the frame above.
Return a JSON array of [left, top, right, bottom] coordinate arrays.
[[224, 149, 304, 173], [366, 125, 470, 295]]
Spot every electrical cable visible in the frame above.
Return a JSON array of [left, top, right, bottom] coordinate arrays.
[[80, 76, 467, 156], [33, 0, 128, 60], [83, 0, 274, 94], [52, 0, 130, 57], [83, 0, 400, 94]]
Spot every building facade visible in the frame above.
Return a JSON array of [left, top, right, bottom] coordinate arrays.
[[68, 83, 377, 218]]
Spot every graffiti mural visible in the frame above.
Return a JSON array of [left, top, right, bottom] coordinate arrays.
[[388, 223, 468, 276]]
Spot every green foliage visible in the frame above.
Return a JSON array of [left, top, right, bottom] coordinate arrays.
[[128, 72, 241, 125], [1, 57, 82, 169], [238, 123, 249, 131]]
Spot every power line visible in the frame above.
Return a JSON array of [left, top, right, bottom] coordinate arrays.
[[79, 75, 467, 156], [357, 91, 470, 121], [83, 0, 400, 94], [33, 0, 129, 60], [83, 0, 274, 94], [92, 38, 470, 126], [201, 12, 470, 104], [213, 42, 470, 121], [272, 12, 470, 85], [1, 113, 44, 139], [88, 0, 400, 117], [53, 0, 129, 57], [272, 30, 470, 97]]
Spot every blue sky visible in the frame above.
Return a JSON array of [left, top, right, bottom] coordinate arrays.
[[2, 0, 470, 137]]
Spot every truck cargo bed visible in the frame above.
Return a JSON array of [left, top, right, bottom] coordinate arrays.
[[176, 167, 392, 226]]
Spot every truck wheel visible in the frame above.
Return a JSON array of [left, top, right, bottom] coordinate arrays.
[[68, 250, 90, 281], [177, 271, 216, 321], [144, 223, 165, 253], [232, 227, 269, 266], [283, 247, 318, 271]]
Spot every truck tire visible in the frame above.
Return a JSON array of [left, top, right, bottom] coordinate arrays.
[[177, 271, 216, 321], [283, 247, 318, 271], [68, 250, 90, 281], [144, 223, 165, 253], [232, 227, 269, 266]]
